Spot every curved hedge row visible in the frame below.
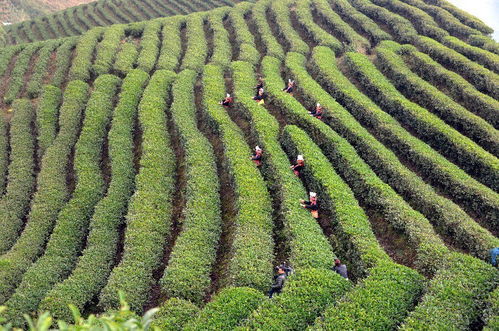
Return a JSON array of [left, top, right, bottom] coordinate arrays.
[[251, 0, 285, 59], [311, 262, 424, 330], [349, 0, 417, 43], [181, 13, 208, 72], [93, 25, 126, 76], [151, 298, 200, 331], [0, 46, 23, 79], [280, 123, 390, 273], [369, 0, 448, 41], [156, 17, 185, 71], [99, 70, 176, 313], [414, 36, 499, 99], [26, 40, 61, 98], [4, 43, 42, 105], [442, 36, 499, 74], [310, 0, 365, 51], [0, 80, 89, 304], [263, 54, 498, 328], [227, 2, 258, 65], [401, 252, 497, 330], [294, 0, 342, 51], [399, 0, 482, 38], [240, 268, 352, 330], [469, 34, 499, 55], [421, 0, 493, 34], [401, 45, 499, 129], [51, 37, 78, 88], [483, 287, 499, 330], [0, 100, 36, 254], [36, 85, 62, 161], [40, 70, 149, 321], [327, 0, 391, 45], [0, 25, 5, 48], [306, 47, 499, 251], [136, 20, 161, 73], [69, 27, 105, 81], [2, 75, 121, 327], [184, 287, 265, 330], [231, 60, 334, 270], [262, 55, 448, 275], [113, 42, 138, 76], [344, 51, 499, 192], [0, 116, 7, 197], [268, 0, 309, 54], [207, 7, 232, 68], [375, 41, 499, 157], [282, 127, 424, 330], [202, 64, 274, 291], [160, 69, 221, 304]]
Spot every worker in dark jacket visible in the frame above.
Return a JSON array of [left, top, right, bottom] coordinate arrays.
[[309, 103, 323, 119], [220, 93, 233, 107], [290, 155, 305, 177], [283, 79, 295, 95], [253, 88, 266, 105], [250, 146, 263, 166], [332, 259, 348, 279], [268, 267, 287, 298], [300, 192, 319, 218]]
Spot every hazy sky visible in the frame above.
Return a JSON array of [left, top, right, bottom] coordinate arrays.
[[446, 0, 499, 40]]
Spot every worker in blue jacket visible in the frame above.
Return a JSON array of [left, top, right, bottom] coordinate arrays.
[[490, 247, 499, 267]]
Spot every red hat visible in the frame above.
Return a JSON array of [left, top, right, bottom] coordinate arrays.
[[334, 259, 341, 265]]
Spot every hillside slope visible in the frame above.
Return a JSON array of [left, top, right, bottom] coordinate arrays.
[[0, 0, 497, 329], [0, 0, 95, 24], [3, 0, 248, 45]]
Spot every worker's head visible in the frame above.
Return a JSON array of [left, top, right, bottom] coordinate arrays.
[[258, 88, 264, 95], [255, 146, 262, 153], [277, 268, 285, 274], [297, 155, 304, 161], [226, 93, 231, 98], [334, 259, 341, 266], [317, 103, 320, 108], [310, 192, 317, 198]]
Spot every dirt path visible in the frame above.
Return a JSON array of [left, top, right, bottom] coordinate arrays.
[[176, 24, 188, 73], [145, 95, 187, 311], [194, 79, 238, 301], [204, 18, 215, 65], [40, 17, 57, 39], [19, 49, 40, 99], [0, 54, 19, 112], [223, 15, 239, 62]]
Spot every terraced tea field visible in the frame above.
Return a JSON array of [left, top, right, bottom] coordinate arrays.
[[0, 0, 498, 329]]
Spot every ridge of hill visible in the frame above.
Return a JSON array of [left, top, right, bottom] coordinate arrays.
[[0, 0, 498, 329], [3, 0, 248, 45]]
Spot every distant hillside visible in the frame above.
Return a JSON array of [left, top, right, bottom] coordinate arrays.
[[3, 0, 246, 45], [0, 0, 95, 24]]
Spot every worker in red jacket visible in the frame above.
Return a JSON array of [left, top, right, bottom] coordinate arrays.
[[220, 93, 233, 107], [250, 145, 263, 166], [309, 103, 323, 119], [300, 192, 319, 218], [290, 155, 305, 177]]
